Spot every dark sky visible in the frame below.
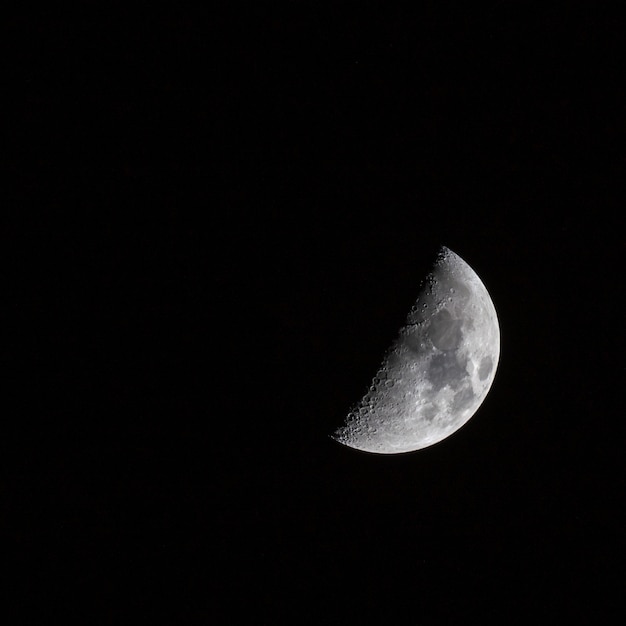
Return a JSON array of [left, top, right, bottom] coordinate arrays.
[[4, 2, 625, 622]]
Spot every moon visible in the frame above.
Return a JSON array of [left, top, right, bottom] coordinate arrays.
[[332, 246, 500, 454]]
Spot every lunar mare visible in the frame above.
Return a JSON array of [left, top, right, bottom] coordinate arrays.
[[332, 247, 500, 454]]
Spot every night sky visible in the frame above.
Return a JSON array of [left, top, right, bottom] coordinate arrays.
[[4, 2, 625, 622]]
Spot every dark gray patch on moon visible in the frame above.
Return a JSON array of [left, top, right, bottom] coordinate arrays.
[[429, 309, 463, 351], [478, 355, 493, 381], [428, 351, 468, 391], [452, 386, 475, 412], [422, 404, 437, 422], [402, 330, 425, 356]]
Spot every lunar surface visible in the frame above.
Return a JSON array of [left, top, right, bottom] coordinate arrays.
[[332, 246, 500, 454]]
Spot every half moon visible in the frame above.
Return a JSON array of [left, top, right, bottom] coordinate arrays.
[[332, 246, 500, 454]]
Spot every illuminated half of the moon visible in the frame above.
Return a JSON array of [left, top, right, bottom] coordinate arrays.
[[332, 246, 500, 454]]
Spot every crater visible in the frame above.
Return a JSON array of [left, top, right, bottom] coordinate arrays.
[[446, 279, 471, 301]]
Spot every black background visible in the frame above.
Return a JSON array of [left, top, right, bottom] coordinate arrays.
[[3, 2, 625, 622]]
